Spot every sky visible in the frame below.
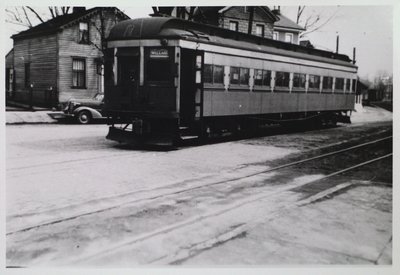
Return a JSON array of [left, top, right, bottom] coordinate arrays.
[[2, 5, 395, 81]]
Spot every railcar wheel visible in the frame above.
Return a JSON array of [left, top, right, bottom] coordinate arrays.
[[77, 110, 92, 124]]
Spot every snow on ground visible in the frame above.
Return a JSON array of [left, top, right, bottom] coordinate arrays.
[[351, 106, 392, 124]]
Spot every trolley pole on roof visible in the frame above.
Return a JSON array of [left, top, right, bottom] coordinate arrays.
[[353, 47, 357, 64], [336, 33, 339, 53]]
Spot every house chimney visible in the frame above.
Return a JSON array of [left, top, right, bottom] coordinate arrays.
[[73, 7, 86, 14], [272, 6, 281, 15]]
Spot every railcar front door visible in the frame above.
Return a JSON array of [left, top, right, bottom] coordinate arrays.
[[180, 49, 204, 126], [117, 51, 139, 110]]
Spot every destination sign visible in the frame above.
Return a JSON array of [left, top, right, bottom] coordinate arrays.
[[150, 49, 169, 59]]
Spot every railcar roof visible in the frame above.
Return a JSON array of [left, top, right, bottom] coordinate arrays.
[[108, 17, 356, 68]]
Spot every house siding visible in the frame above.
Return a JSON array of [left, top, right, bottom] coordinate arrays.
[[58, 10, 125, 103], [220, 7, 274, 38], [12, 34, 58, 103], [275, 30, 299, 44]]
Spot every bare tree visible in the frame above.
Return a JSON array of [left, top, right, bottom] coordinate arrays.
[[6, 7, 71, 28], [290, 6, 340, 38]]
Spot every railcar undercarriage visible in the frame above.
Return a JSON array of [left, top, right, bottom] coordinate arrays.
[[106, 110, 352, 146]]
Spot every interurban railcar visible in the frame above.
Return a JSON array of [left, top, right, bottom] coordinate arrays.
[[104, 17, 358, 145]]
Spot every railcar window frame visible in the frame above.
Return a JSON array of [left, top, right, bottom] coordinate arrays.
[[274, 71, 290, 92], [345, 78, 351, 93], [292, 73, 307, 92], [253, 69, 271, 92], [335, 77, 345, 93], [204, 64, 224, 89], [229, 66, 250, 91], [308, 74, 321, 92], [352, 79, 357, 93], [322, 76, 333, 93]]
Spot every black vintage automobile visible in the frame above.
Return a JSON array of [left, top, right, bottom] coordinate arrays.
[[49, 93, 104, 124], [66, 93, 105, 124]]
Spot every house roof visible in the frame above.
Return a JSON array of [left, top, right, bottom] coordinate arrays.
[[218, 6, 279, 22], [273, 12, 305, 31], [5, 48, 14, 58], [11, 7, 129, 40]]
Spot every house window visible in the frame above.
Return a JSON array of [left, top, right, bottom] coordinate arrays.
[[256, 24, 264, 37], [204, 64, 224, 85], [275, 71, 290, 88], [292, 73, 306, 89], [323, 76, 333, 90], [72, 58, 86, 88], [309, 75, 321, 89], [254, 69, 271, 87], [229, 21, 238, 31], [79, 22, 89, 43], [24, 63, 30, 88], [285, 33, 293, 43], [273, 32, 279, 40]]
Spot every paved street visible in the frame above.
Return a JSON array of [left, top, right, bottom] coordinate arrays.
[[6, 114, 393, 266]]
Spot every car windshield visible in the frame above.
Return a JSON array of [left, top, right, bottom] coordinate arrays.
[[94, 94, 104, 101]]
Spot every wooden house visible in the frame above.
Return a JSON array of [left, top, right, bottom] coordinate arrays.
[[154, 6, 279, 39], [9, 7, 129, 107], [153, 6, 304, 44], [271, 8, 305, 44]]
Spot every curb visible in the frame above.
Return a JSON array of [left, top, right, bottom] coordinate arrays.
[[6, 112, 58, 125]]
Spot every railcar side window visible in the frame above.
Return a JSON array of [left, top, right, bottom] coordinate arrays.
[[254, 69, 271, 87], [308, 75, 321, 89], [352, 79, 357, 93], [335, 78, 344, 91], [275, 71, 290, 88], [292, 73, 306, 89], [346, 79, 351, 92], [323, 76, 333, 90], [204, 65, 213, 83], [239, 68, 249, 85], [230, 67, 240, 85], [204, 64, 224, 85]]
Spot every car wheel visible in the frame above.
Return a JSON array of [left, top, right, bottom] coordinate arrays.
[[77, 110, 92, 124]]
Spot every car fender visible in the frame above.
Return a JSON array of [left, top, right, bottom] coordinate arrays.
[[73, 106, 103, 119]]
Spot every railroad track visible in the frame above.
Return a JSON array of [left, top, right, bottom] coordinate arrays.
[[6, 133, 393, 266], [7, 135, 392, 236], [70, 151, 392, 265]]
